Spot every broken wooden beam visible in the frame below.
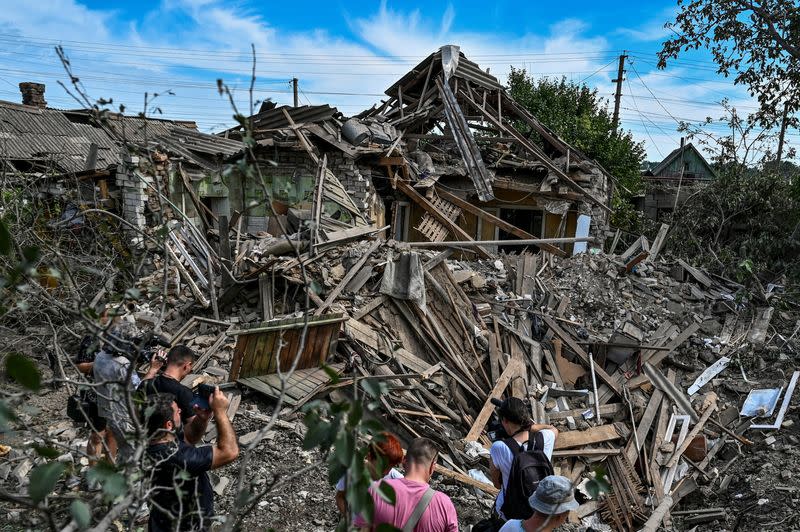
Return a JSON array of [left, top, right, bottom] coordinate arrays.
[[434, 187, 566, 256], [465, 358, 524, 442], [554, 422, 629, 450], [541, 315, 623, 398], [395, 179, 492, 259], [314, 239, 381, 316]]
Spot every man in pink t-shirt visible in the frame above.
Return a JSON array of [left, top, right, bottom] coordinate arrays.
[[355, 437, 459, 531]]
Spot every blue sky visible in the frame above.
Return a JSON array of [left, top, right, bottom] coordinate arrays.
[[0, 0, 785, 161]]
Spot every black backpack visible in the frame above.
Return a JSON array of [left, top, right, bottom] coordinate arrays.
[[500, 430, 555, 520]]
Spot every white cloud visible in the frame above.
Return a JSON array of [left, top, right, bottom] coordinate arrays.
[[0, 0, 778, 159]]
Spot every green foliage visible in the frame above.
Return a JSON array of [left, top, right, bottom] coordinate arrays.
[[507, 69, 646, 229], [5, 352, 42, 391], [28, 461, 66, 503], [70, 500, 92, 529], [669, 167, 800, 283], [87, 460, 128, 501], [302, 377, 390, 531], [33, 446, 61, 459], [659, 0, 800, 118]]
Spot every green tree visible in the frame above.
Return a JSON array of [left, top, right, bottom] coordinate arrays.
[[507, 69, 646, 228], [659, 0, 800, 118]]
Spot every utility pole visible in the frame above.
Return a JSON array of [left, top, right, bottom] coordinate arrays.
[[292, 78, 299, 107], [777, 101, 790, 167], [672, 137, 686, 220], [612, 52, 628, 129]]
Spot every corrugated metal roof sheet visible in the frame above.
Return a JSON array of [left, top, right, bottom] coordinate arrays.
[[0, 100, 209, 173], [157, 126, 243, 156], [252, 104, 339, 130], [0, 102, 109, 172]]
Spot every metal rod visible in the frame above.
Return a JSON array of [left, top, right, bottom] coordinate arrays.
[[589, 351, 601, 424], [406, 236, 597, 247]]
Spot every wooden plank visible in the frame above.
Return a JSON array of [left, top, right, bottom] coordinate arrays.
[[608, 229, 621, 255], [647, 223, 670, 261], [243, 333, 262, 377], [542, 315, 622, 397], [465, 358, 524, 442], [508, 336, 528, 398], [554, 423, 627, 450], [488, 331, 501, 383], [229, 333, 248, 381], [435, 187, 565, 256], [395, 179, 491, 259], [643, 321, 700, 363], [552, 448, 622, 457], [314, 239, 381, 316], [237, 377, 297, 405], [352, 295, 388, 321], [433, 464, 498, 496], [650, 369, 675, 472], [625, 385, 664, 464], [677, 258, 714, 288], [281, 108, 320, 165], [345, 319, 428, 373]]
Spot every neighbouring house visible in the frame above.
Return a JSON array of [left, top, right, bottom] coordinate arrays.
[[0, 82, 243, 233], [641, 142, 716, 221]]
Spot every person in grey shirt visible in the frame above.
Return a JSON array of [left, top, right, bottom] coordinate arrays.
[[94, 320, 161, 463]]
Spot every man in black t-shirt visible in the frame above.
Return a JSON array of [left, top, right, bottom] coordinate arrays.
[[142, 345, 210, 445], [145, 389, 239, 532]]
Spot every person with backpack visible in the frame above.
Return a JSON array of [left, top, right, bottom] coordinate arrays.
[[488, 398, 558, 522], [498, 475, 578, 531]]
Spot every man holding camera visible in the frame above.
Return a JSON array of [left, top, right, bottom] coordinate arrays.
[[142, 345, 212, 445], [93, 320, 163, 464], [145, 387, 239, 532]]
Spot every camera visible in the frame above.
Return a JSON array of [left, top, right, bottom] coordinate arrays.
[[487, 418, 510, 442], [191, 383, 216, 410]]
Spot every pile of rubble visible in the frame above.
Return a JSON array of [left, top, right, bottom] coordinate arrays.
[[111, 208, 798, 530]]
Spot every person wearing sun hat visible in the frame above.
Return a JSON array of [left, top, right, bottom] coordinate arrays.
[[498, 475, 579, 531]]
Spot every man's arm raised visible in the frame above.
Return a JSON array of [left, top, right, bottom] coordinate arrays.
[[209, 387, 239, 468]]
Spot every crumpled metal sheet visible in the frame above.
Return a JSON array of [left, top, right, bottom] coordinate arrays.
[[541, 199, 570, 216], [438, 78, 494, 201], [379, 250, 427, 313], [741, 387, 782, 417], [440, 44, 460, 83]]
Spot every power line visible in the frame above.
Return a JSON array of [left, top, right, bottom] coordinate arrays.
[[0, 33, 630, 58], [579, 58, 617, 84], [625, 76, 666, 157], [628, 60, 685, 128]]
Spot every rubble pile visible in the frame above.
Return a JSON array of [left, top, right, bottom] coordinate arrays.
[[118, 212, 799, 530]]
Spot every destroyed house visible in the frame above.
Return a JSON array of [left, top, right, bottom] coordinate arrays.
[[219, 103, 383, 237], [361, 45, 614, 256], [220, 46, 614, 255]]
